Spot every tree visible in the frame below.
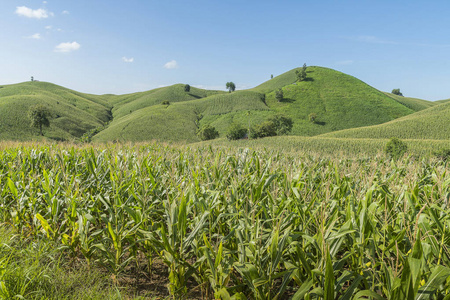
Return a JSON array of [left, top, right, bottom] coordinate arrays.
[[392, 88, 403, 96], [295, 63, 307, 82], [275, 89, 283, 102], [309, 113, 317, 123], [268, 114, 293, 135], [184, 84, 190, 92], [197, 124, 219, 141], [226, 122, 247, 140], [161, 100, 170, 105], [226, 82, 236, 93], [250, 121, 277, 139], [28, 104, 50, 136], [271, 74, 273, 79], [385, 137, 407, 160], [31, 76, 34, 82]]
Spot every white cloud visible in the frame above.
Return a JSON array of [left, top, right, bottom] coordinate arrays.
[[43, 1, 47, 4], [15, 6, 53, 19], [163, 60, 178, 69], [28, 33, 42, 39], [122, 57, 134, 63], [54, 41, 80, 53], [45, 25, 52, 30], [62, 10, 69, 15]]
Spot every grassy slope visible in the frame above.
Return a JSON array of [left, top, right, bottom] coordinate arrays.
[[96, 67, 417, 142], [382, 92, 436, 111], [320, 101, 450, 140], [0, 82, 112, 141], [252, 67, 415, 136], [94, 90, 268, 142]]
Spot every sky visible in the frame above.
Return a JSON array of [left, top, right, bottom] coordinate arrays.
[[2, 0, 450, 100]]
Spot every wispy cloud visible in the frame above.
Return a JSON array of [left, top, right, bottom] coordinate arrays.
[[122, 57, 134, 63], [15, 6, 53, 19], [163, 60, 178, 69], [62, 10, 69, 15], [45, 25, 52, 30], [54, 41, 80, 53], [335, 60, 354, 65], [27, 33, 42, 39], [345, 35, 397, 45]]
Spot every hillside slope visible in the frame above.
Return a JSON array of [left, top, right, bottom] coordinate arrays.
[[320, 101, 450, 140], [0, 82, 112, 141], [382, 92, 436, 111], [255, 67, 415, 136]]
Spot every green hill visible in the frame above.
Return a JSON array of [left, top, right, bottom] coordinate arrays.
[[382, 92, 436, 111], [320, 101, 450, 140], [94, 90, 269, 142], [254, 67, 415, 136], [1, 66, 442, 143], [0, 81, 112, 141], [95, 66, 417, 142], [435, 98, 450, 104]]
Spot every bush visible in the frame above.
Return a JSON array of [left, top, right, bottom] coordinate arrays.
[[434, 148, 450, 162], [226, 122, 247, 140], [385, 137, 407, 160], [250, 121, 277, 139], [309, 113, 318, 123], [392, 89, 403, 96], [197, 124, 219, 141], [184, 84, 190, 92], [161, 100, 170, 105], [268, 114, 293, 135], [275, 89, 283, 102]]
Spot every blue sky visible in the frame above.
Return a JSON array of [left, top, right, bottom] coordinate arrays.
[[2, 0, 450, 100]]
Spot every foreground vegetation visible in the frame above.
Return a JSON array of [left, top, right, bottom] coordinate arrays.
[[0, 142, 449, 299]]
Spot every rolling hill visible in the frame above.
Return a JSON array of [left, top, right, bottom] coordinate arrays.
[[320, 101, 450, 140], [0, 81, 112, 141], [1, 66, 448, 143], [95, 66, 419, 142]]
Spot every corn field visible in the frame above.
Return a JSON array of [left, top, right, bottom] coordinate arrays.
[[1, 143, 450, 299]]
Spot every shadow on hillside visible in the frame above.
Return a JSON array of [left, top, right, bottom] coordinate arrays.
[[303, 77, 314, 82], [315, 121, 326, 126], [189, 94, 202, 99], [281, 98, 296, 103]]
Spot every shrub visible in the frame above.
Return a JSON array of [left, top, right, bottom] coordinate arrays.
[[226, 122, 247, 140], [250, 121, 277, 139], [161, 100, 170, 105], [184, 84, 190, 92], [197, 124, 219, 141], [275, 89, 283, 102], [385, 137, 407, 160], [392, 88, 403, 96], [309, 113, 318, 123], [268, 114, 293, 135]]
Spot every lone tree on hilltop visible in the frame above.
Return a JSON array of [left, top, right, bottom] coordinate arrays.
[[184, 84, 190, 92], [226, 82, 236, 93], [28, 104, 50, 136], [275, 89, 284, 102], [295, 63, 307, 82], [392, 88, 403, 96]]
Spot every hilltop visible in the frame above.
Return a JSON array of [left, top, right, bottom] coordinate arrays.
[[95, 66, 419, 142], [0, 66, 447, 143], [0, 81, 112, 141]]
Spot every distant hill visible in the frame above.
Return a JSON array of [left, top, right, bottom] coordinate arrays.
[[1, 66, 447, 143], [0, 81, 111, 141], [320, 101, 450, 140], [382, 92, 436, 111]]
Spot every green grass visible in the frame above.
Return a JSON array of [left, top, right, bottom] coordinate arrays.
[[198, 135, 450, 157], [383, 92, 437, 111], [95, 67, 419, 142], [0, 81, 112, 141], [321, 101, 450, 140], [260, 67, 415, 136]]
